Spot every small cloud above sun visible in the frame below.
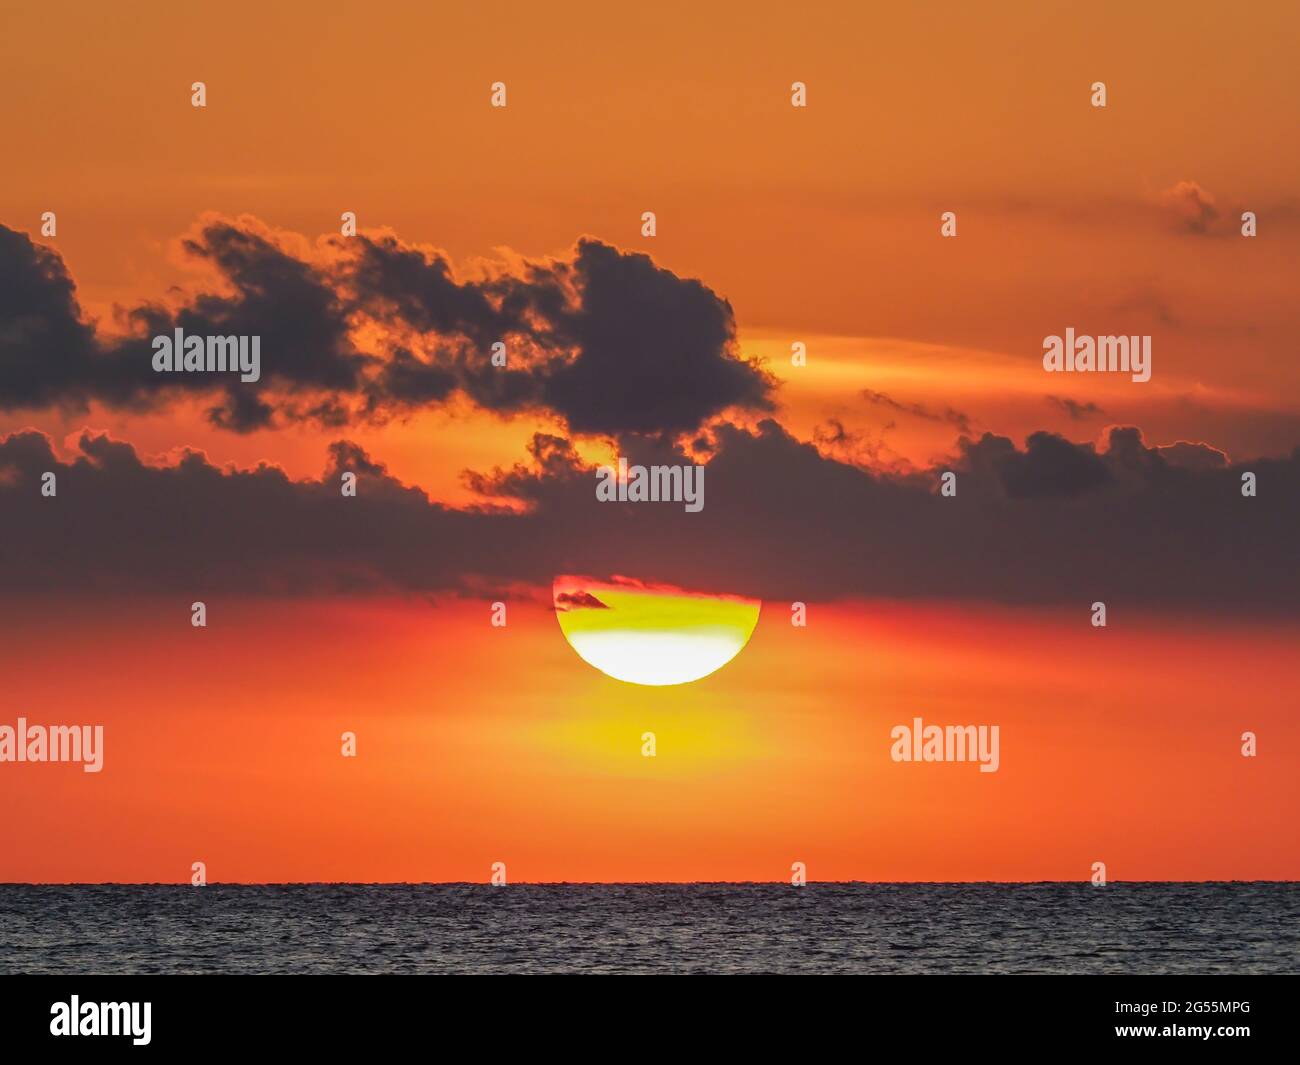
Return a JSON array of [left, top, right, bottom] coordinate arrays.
[[552, 576, 761, 686], [554, 590, 610, 611]]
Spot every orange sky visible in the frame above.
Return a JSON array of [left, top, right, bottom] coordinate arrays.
[[1, 2, 1297, 882], [3, 596, 1296, 882], [3, 0, 1299, 481]]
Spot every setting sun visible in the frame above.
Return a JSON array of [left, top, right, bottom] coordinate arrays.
[[552, 577, 761, 686]]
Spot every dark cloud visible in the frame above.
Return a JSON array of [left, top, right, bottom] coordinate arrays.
[[2, 422, 1294, 611], [960, 430, 1112, 498], [205, 385, 276, 433], [339, 235, 777, 433], [0, 219, 774, 439], [339, 233, 516, 347], [554, 591, 609, 611], [0, 227, 103, 409], [1046, 395, 1105, 420], [538, 240, 775, 434], [862, 389, 973, 434], [364, 347, 459, 410], [177, 221, 368, 394], [0, 220, 372, 428], [0, 429, 507, 596]]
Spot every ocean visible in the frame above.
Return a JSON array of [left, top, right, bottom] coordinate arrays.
[[1, 882, 1295, 975]]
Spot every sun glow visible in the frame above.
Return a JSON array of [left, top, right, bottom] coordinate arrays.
[[553, 577, 761, 686]]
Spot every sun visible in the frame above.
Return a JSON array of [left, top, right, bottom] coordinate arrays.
[[552, 576, 761, 686]]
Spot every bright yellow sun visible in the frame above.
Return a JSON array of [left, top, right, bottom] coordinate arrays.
[[553, 576, 761, 686]]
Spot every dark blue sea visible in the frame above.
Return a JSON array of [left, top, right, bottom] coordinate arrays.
[[1, 883, 1295, 975]]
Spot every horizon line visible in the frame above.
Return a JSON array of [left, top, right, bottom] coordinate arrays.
[[2, 879, 1294, 888]]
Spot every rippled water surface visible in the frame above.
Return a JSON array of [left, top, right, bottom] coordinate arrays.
[[1, 882, 1296, 974]]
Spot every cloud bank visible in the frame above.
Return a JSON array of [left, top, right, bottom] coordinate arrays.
[[0, 219, 775, 437], [2, 423, 1293, 610]]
